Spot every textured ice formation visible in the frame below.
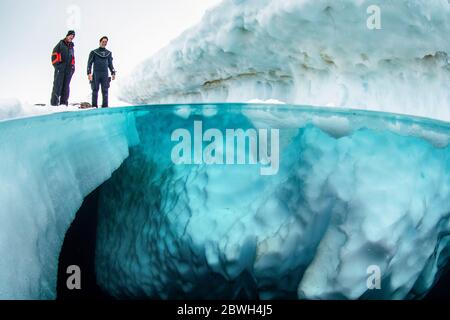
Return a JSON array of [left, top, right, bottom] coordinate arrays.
[[94, 104, 450, 300], [0, 103, 449, 300], [120, 0, 450, 121], [0, 109, 139, 299]]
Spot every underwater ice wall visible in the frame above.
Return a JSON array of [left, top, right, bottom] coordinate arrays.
[[94, 104, 450, 300], [0, 103, 448, 300], [0, 110, 139, 299], [120, 0, 450, 121]]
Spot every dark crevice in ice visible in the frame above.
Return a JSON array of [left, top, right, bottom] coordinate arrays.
[[424, 262, 450, 300], [56, 185, 113, 300]]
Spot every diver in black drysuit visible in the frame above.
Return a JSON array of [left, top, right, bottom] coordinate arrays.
[[87, 36, 116, 108], [50, 30, 76, 106]]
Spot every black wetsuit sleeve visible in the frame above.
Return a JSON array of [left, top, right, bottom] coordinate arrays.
[[87, 51, 94, 75], [108, 53, 116, 75]]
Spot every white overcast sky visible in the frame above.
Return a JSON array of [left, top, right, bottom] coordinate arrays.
[[0, 0, 222, 105]]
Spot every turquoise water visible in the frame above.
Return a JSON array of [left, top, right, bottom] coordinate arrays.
[[0, 103, 449, 300]]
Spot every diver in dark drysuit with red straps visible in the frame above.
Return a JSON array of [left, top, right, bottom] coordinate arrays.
[[50, 30, 76, 106], [87, 36, 116, 108]]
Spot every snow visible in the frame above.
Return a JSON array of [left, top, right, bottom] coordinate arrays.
[[0, 98, 135, 122], [0, 108, 139, 299], [247, 99, 286, 105], [120, 0, 450, 121], [0, 98, 79, 122]]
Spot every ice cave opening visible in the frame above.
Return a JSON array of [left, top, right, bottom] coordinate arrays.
[[56, 185, 112, 300]]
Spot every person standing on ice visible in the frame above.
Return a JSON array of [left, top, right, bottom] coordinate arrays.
[[87, 36, 116, 108], [50, 30, 76, 106]]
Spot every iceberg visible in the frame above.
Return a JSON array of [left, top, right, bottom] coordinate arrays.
[[119, 0, 450, 121], [0, 108, 140, 299], [1, 0, 450, 301], [2, 103, 447, 300], [93, 104, 450, 300]]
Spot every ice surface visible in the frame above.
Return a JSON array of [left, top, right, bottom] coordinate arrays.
[[120, 0, 450, 121], [0, 109, 139, 299], [0, 103, 449, 300], [0, 99, 80, 122], [0, 99, 133, 122]]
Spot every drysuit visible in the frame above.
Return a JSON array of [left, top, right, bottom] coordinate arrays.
[[87, 48, 116, 108], [50, 40, 75, 106]]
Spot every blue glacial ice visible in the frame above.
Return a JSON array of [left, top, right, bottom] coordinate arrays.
[[93, 104, 450, 300], [1, 103, 447, 300], [0, 109, 140, 299]]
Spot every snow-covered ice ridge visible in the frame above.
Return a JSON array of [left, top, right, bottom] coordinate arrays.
[[120, 0, 450, 121], [0, 108, 139, 299]]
